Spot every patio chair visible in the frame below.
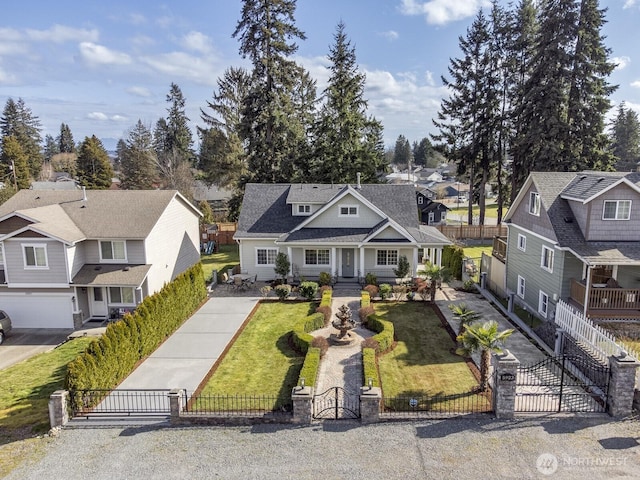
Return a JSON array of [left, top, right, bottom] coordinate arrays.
[[234, 276, 244, 290]]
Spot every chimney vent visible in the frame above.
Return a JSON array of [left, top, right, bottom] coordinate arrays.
[[356, 172, 362, 189]]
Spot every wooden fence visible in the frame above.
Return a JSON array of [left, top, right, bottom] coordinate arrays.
[[436, 224, 507, 241], [201, 222, 237, 246]]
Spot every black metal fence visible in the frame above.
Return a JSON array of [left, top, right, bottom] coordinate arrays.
[[70, 389, 172, 417], [381, 391, 493, 418], [184, 392, 293, 419]]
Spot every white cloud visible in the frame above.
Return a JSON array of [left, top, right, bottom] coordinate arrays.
[[140, 51, 219, 85], [379, 30, 399, 41], [131, 35, 155, 48], [126, 86, 152, 97], [111, 115, 127, 121], [0, 66, 17, 84], [88, 112, 108, 121], [181, 31, 213, 54], [399, 0, 490, 25], [613, 56, 630, 70], [26, 24, 98, 44], [79, 42, 132, 66], [156, 16, 173, 29], [129, 13, 147, 25], [624, 0, 638, 9], [631, 80, 640, 88]]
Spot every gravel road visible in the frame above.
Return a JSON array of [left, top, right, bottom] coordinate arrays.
[[5, 415, 639, 480]]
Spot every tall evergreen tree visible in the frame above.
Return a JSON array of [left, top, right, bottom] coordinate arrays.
[[413, 137, 434, 167], [164, 83, 193, 161], [0, 98, 43, 180], [312, 21, 386, 184], [76, 135, 114, 189], [57, 123, 76, 153], [1, 135, 31, 189], [393, 135, 412, 169], [43, 134, 59, 162], [120, 120, 157, 189], [233, 0, 309, 183], [610, 103, 640, 171]]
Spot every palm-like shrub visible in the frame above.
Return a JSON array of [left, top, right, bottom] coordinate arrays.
[[421, 263, 451, 302], [456, 321, 514, 391], [448, 303, 481, 336], [274, 284, 292, 300], [379, 283, 392, 300]]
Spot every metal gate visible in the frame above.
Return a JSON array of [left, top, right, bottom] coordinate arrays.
[[313, 387, 360, 419], [515, 355, 609, 413], [69, 389, 172, 418]]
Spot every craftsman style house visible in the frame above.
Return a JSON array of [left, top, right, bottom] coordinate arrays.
[[0, 189, 201, 329], [234, 182, 451, 282], [502, 171, 640, 321], [416, 188, 448, 225]]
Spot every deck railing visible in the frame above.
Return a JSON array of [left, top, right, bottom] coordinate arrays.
[[569, 278, 640, 312], [492, 237, 507, 262]]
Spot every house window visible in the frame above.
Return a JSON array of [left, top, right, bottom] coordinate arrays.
[[22, 244, 48, 268], [538, 291, 549, 318], [529, 192, 540, 216], [602, 200, 631, 220], [440, 211, 446, 222], [297, 204, 311, 214], [541, 246, 554, 273], [304, 249, 330, 265], [100, 240, 126, 262], [109, 287, 135, 304], [339, 205, 358, 216], [376, 249, 398, 266], [428, 212, 435, 224], [517, 234, 526, 251], [256, 248, 278, 266], [517, 275, 525, 299], [418, 196, 424, 205]]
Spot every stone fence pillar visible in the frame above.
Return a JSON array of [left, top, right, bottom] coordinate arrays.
[[492, 350, 520, 419], [49, 390, 70, 428], [360, 386, 381, 424], [608, 354, 639, 417], [168, 389, 184, 423], [291, 386, 313, 424], [554, 328, 566, 356]]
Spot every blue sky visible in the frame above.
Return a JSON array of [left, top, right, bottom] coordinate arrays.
[[1, 0, 639, 150]]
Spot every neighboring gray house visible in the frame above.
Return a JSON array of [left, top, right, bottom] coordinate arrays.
[[416, 189, 448, 225], [192, 180, 233, 216], [502, 171, 640, 322], [234, 183, 451, 282], [0, 189, 201, 329]]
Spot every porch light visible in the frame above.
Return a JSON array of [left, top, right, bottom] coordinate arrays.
[[300, 378, 305, 389], [368, 377, 373, 389]]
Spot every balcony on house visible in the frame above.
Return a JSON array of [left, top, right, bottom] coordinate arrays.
[[569, 278, 640, 320], [492, 236, 507, 263]]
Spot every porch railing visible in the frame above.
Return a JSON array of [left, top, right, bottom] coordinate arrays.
[[492, 237, 507, 262], [569, 278, 640, 312]]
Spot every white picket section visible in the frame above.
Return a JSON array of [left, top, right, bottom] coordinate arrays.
[[555, 300, 639, 363]]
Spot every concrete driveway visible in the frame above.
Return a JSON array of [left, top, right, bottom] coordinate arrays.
[[0, 328, 73, 370], [117, 296, 260, 393]]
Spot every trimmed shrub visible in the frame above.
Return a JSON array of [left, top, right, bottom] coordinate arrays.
[[367, 314, 395, 354], [315, 305, 332, 325], [274, 284, 292, 300], [361, 337, 379, 351], [361, 291, 370, 308], [318, 285, 332, 296], [299, 281, 319, 300], [359, 305, 375, 324], [311, 335, 329, 357], [260, 285, 272, 298], [291, 312, 326, 354], [318, 271, 332, 286], [363, 284, 379, 298], [392, 285, 407, 301], [298, 347, 321, 388], [443, 244, 465, 280], [379, 283, 392, 300], [65, 262, 207, 393], [365, 272, 377, 286], [319, 289, 332, 308], [362, 347, 380, 388]]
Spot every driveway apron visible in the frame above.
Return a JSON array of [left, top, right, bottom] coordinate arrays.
[[117, 296, 259, 393]]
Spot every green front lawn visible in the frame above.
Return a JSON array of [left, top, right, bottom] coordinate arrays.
[[462, 245, 492, 260], [448, 203, 507, 219], [0, 337, 93, 477], [200, 243, 240, 282], [195, 302, 312, 408], [375, 302, 482, 397]]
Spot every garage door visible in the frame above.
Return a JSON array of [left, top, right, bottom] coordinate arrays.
[[0, 294, 74, 329]]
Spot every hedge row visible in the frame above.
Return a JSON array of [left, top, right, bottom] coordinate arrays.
[[443, 244, 465, 280], [65, 263, 207, 391], [291, 289, 333, 354], [366, 314, 395, 354], [298, 347, 321, 387], [361, 291, 370, 308], [362, 347, 380, 388]]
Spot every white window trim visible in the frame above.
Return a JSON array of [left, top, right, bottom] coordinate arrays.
[[538, 291, 549, 318], [428, 212, 435, 224], [99, 240, 127, 263], [22, 243, 49, 269], [256, 247, 278, 266], [296, 204, 311, 215], [303, 248, 330, 266], [602, 200, 631, 221], [517, 234, 526, 252], [376, 249, 399, 267], [529, 192, 540, 216], [418, 196, 424, 205], [109, 286, 135, 305], [440, 211, 446, 222], [338, 204, 359, 217], [541, 246, 554, 273], [517, 275, 525, 299]]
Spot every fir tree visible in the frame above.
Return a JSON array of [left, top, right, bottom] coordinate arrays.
[[44, 134, 59, 162], [0, 98, 43, 179], [57, 123, 76, 153], [610, 103, 640, 171], [76, 135, 114, 189], [1, 135, 31, 189], [120, 120, 157, 189]]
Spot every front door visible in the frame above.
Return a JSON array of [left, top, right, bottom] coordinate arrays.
[[90, 287, 108, 318], [341, 248, 355, 278]]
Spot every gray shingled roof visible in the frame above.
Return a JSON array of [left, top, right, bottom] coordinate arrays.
[[566, 242, 640, 264], [0, 190, 196, 239], [560, 171, 629, 200], [236, 183, 421, 241], [72, 263, 152, 286], [280, 228, 372, 243]]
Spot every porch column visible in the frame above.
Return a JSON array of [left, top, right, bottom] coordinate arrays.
[[287, 246, 293, 275], [412, 248, 419, 276], [360, 248, 365, 279], [583, 265, 591, 316], [436, 248, 442, 267], [331, 247, 337, 278], [608, 353, 639, 417]]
